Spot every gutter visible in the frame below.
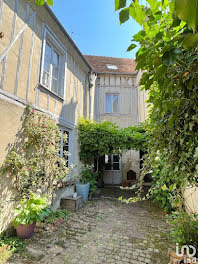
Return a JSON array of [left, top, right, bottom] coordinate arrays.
[[44, 4, 92, 71], [96, 71, 138, 76]]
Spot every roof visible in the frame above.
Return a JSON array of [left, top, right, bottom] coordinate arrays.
[[84, 55, 137, 75]]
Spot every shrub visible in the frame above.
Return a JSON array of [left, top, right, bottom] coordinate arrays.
[[44, 209, 70, 224], [168, 211, 198, 254]]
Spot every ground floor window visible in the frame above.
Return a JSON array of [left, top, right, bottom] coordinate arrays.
[[60, 129, 70, 167], [105, 154, 120, 171]]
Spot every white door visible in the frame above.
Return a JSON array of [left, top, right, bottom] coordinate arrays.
[[103, 154, 122, 185]]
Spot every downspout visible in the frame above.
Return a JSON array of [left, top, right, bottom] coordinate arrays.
[[88, 71, 97, 119]]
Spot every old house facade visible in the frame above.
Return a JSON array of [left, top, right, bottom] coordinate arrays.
[[85, 56, 148, 185], [0, 0, 147, 232]]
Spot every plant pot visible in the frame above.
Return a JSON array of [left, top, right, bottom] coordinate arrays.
[[16, 223, 36, 239], [76, 182, 90, 202]]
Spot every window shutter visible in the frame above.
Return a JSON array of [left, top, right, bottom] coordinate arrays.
[[59, 54, 66, 98]]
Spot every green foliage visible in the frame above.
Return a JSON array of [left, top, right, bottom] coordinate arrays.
[[146, 153, 182, 212], [80, 165, 98, 197], [0, 233, 25, 253], [13, 193, 50, 227], [77, 117, 146, 164], [44, 209, 70, 224], [116, 0, 198, 211], [115, 0, 126, 11], [1, 106, 69, 197], [175, 0, 198, 32], [168, 212, 198, 249]]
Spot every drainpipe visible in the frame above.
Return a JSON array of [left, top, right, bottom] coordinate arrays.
[[88, 71, 97, 119]]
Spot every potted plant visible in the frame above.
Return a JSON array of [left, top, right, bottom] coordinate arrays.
[[168, 211, 198, 264], [13, 193, 50, 239], [76, 165, 97, 202]]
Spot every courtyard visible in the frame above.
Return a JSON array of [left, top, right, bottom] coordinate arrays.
[[8, 188, 173, 264]]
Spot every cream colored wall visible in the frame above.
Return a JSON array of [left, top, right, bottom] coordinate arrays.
[[0, 0, 90, 233], [0, 0, 89, 124], [96, 74, 138, 127], [0, 99, 24, 233]]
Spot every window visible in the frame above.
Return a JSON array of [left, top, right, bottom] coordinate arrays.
[[105, 154, 120, 171], [106, 94, 119, 113], [41, 29, 66, 98], [106, 64, 118, 70], [60, 130, 70, 167]]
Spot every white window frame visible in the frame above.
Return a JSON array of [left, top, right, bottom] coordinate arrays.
[[40, 27, 67, 99], [105, 93, 120, 114], [105, 154, 121, 171], [60, 127, 73, 167]]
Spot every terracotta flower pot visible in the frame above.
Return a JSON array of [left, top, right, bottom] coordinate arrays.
[[16, 223, 36, 239]]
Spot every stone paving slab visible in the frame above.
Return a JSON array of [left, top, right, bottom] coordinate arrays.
[[8, 188, 173, 264]]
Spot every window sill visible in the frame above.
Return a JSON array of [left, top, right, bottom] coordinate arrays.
[[38, 84, 64, 101], [105, 113, 120, 115]]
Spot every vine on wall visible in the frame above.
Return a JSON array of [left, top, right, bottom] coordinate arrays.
[[77, 117, 146, 164], [1, 106, 69, 198]]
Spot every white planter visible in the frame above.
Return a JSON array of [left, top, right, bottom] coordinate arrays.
[[183, 186, 198, 213]]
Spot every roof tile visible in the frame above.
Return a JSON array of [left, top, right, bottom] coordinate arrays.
[[84, 55, 137, 74]]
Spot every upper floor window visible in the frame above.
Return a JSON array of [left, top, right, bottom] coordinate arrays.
[[41, 28, 66, 98], [106, 93, 119, 113]]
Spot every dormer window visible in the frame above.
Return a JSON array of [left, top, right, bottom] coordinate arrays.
[[106, 64, 118, 70]]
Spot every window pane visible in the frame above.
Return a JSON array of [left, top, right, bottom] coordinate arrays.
[[51, 78, 58, 94], [42, 70, 49, 88], [105, 163, 111, 170], [44, 43, 51, 72], [113, 155, 119, 162], [52, 50, 59, 79], [113, 163, 120, 170], [113, 95, 119, 113], [106, 94, 112, 113]]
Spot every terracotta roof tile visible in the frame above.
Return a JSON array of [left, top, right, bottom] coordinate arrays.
[[84, 55, 137, 74]]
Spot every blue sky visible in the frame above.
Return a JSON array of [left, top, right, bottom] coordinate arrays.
[[51, 0, 141, 59]]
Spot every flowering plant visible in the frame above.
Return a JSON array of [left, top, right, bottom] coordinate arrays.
[[1, 106, 70, 197]]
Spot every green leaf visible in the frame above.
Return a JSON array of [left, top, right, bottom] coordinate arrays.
[[183, 33, 198, 49], [35, 0, 45, 6], [115, 0, 126, 11], [129, 1, 146, 25], [162, 48, 181, 65], [147, 0, 160, 13], [119, 8, 129, 24], [161, 184, 168, 191], [175, 0, 198, 32], [47, 0, 53, 6], [127, 43, 137, 51]]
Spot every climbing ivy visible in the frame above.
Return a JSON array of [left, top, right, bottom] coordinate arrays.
[[1, 106, 69, 198], [116, 0, 198, 211], [77, 117, 146, 164]]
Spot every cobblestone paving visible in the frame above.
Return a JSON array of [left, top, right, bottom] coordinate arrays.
[[9, 188, 173, 264]]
